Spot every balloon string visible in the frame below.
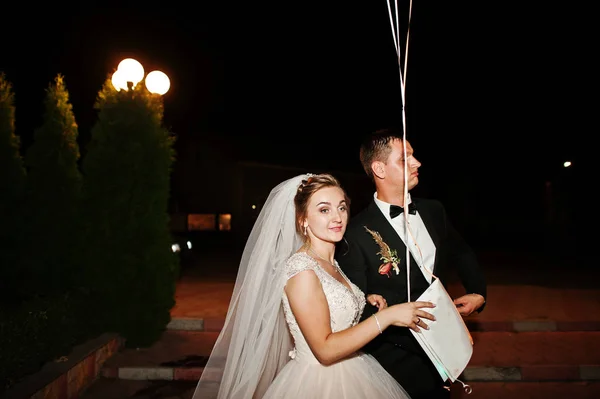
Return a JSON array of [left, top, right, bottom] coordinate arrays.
[[404, 0, 413, 90], [385, 1, 399, 56], [385, 0, 413, 301], [395, 0, 400, 59]]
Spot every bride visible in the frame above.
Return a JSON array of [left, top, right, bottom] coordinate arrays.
[[192, 173, 435, 398]]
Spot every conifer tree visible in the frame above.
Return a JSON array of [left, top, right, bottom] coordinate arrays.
[[81, 76, 178, 346], [0, 73, 26, 301], [23, 75, 82, 296]]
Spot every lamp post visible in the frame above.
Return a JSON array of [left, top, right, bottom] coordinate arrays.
[[111, 58, 170, 95]]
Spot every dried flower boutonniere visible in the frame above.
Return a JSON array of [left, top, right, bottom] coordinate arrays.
[[364, 226, 400, 277]]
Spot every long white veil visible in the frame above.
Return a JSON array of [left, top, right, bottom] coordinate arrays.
[[192, 174, 309, 399]]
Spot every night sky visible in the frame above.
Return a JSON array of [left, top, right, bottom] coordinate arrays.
[[0, 3, 591, 215]]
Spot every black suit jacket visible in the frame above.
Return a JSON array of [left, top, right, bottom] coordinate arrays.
[[336, 197, 486, 364]]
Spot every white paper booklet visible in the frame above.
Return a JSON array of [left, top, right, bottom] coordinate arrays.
[[410, 278, 473, 382]]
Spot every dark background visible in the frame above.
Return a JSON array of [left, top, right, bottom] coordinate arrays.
[[0, 2, 591, 252]]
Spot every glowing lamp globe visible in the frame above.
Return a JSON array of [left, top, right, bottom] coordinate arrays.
[[145, 70, 170, 95], [111, 69, 128, 91], [117, 58, 145, 87]]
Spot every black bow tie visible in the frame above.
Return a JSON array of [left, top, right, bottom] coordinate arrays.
[[390, 203, 417, 218]]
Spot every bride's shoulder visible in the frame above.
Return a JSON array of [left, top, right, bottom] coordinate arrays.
[[285, 252, 318, 279]]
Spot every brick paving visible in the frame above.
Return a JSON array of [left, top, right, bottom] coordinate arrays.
[[170, 250, 600, 325], [469, 331, 600, 366]]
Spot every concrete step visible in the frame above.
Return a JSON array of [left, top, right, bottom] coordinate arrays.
[[448, 381, 600, 399], [80, 378, 600, 399], [80, 378, 197, 399], [102, 330, 217, 372], [101, 330, 600, 383], [166, 317, 600, 333]]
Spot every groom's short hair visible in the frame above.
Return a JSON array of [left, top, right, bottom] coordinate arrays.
[[359, 128, 404, 181]]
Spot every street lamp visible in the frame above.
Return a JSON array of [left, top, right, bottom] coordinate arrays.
[[111, 58, 170, 95], [118, 58, 145, 88], [111, 69, 128, 92], [145, 70, 170, 95]]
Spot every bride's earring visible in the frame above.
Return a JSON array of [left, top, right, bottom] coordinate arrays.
[[303, 225, 308, 236]]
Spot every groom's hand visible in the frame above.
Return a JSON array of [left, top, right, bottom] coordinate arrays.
[[366, 294, 388, 311], [454, 294, 485, 316]]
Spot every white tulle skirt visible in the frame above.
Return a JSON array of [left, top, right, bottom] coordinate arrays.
[[262, 352, 410, 399]]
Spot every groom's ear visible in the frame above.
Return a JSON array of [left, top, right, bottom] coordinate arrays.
[[372, 161, 385, 179]]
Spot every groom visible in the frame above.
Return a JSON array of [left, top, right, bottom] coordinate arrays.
[[336, 128, 486, 399]]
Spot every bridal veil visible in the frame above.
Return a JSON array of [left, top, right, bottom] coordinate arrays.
[[192, 174, 309, 399]]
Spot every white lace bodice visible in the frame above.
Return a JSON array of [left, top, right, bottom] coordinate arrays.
[[282, 252, 367, 363]]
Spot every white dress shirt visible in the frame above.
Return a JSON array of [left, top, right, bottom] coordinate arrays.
[[373, 192, 436, 284]]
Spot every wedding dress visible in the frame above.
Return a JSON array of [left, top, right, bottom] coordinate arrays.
[[192, 174, 411, 399], [262, 252, 411, 399]]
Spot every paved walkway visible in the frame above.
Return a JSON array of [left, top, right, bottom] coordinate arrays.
[[79, 248, 600, 399], [171, 250, 600, 325]]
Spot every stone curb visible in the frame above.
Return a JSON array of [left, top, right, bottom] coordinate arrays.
[[101, 365, 600, 382], [1, 333, 125, 399], [166, 318, 600, 333]]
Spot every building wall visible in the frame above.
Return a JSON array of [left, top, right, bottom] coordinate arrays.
[[170, 144, 373, 248]]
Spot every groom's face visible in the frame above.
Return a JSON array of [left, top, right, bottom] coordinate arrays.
[[384, 139, 421, 193]]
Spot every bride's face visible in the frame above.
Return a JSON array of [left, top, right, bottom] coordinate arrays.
[[304, 186, 349, 244]]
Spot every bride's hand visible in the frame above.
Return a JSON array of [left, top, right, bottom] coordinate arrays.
[[385, 301, 436, 332], [366, 294, 387, 311]]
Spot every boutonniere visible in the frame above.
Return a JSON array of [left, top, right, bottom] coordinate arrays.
[[364, 227, 400, 277]]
